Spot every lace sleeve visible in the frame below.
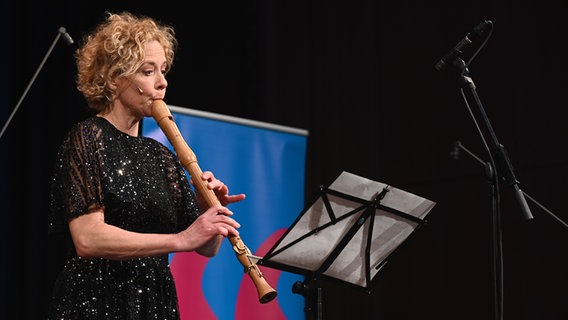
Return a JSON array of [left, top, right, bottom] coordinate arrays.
[[48, 122, 104, 234]]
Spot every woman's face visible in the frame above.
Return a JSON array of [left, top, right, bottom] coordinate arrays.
[[114, 40, 169, 118]]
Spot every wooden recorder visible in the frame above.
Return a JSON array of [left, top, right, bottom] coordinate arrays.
[[151, 99, 278, 304]]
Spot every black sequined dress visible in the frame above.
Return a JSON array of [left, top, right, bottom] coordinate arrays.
[[47, 116, 200, 319]]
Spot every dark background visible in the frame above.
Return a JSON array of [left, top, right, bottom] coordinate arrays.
[[1, 1, 567, 319]]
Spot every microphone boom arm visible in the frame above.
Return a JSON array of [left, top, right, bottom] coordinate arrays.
[[0, 27, 74, 140]]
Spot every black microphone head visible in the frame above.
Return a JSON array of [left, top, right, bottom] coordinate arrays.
[[58, 27, 74, 45], [435, 20, 492, 72], [469, 20, 491, 41]]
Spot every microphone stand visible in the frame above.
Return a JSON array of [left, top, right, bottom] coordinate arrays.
[[449, 57, 533, 320], [0, 27, 74, 140]]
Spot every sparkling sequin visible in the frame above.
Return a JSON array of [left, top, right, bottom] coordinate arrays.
[[48, 116, 201, 319]]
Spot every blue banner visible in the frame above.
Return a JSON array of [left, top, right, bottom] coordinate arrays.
[[142, 105, 308, 320]]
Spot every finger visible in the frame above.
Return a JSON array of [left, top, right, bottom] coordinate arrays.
[[215, 213, 240, 227], [224, 217, 240, 229], [222, 194, 246, 205], [221, 225, 240, 237], [213, 222, 239, 237], [226, 194, 246, 201], [209, 178, 228, 191], [217, 205, 231, 214], [201, 171, 214, 181], [209, 206, 233, 217], [227, 226, 239, 236], [209, 179, 223, 189]]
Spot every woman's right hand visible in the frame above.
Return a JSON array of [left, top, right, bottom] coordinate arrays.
[[178, 205, 241, 256]]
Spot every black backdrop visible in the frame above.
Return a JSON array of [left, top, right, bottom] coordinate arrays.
[[1, 1, 567, 319]]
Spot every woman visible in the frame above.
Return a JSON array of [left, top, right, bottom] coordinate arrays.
[[47, 11, 244, 319]]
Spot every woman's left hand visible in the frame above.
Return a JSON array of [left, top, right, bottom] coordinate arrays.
[[192, 171, 246, 208]]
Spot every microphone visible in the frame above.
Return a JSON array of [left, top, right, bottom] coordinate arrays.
[[435, 20, 491, 72], [136, 86, 144, 94], [58, 27, 74, 45]]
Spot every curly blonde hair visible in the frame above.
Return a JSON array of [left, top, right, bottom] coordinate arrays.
[[75, 11, 178, 112]]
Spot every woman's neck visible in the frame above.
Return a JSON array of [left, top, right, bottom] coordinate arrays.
[[98, 111, 140, 137]]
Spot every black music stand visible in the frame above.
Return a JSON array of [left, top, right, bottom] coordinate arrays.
[[258, 171, 436, 317]]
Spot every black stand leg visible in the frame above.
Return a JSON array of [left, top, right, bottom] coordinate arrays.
[[292, 279, 322, 320]]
